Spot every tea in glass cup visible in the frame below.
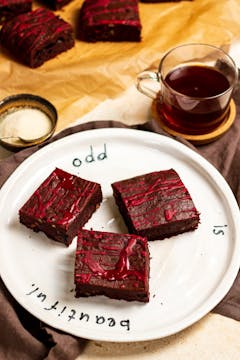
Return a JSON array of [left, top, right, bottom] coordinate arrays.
[[136, 43, 238, 135]]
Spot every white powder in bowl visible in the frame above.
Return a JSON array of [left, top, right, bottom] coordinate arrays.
[[0, 107, 52, 142]]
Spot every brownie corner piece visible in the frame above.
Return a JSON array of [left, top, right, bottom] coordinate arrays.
[[0, 0, 32, 25], [19, 168, 103, 246], [111, 169, 200, 241], [77, 0, 142, 42], [0, 7, 74, 67], [74, 229, 150, 302]]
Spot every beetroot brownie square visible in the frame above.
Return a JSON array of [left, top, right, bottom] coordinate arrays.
[[78, 0, 142, 42], [111, 169, 200, 241], [0, 0, 32, 25], [0, 7, 74, 68], [19, 168, 103, 246], [74, 229, 150, 302]]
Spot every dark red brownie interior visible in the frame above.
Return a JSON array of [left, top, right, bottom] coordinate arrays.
[[111, 169, 200, 240], [78, 0, 142, 42], [19, 168, 102, 246], [0, 0, 32, 24], [0, 7, 74, 68], [74, 229, 150, 302]]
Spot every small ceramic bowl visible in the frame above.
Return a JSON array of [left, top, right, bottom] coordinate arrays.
[[0, 93, 58, 151]]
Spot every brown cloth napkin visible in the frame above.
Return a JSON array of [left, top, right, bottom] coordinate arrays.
[[0, 84, 240, 359]]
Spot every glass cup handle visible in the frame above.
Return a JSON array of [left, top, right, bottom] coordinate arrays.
[[136, 70, 161, 99]]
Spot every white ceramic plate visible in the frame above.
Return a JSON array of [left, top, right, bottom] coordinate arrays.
[[0, 128, 239, 342]]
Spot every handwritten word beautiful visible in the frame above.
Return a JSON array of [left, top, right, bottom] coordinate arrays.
[[26, 283, 130, 331]]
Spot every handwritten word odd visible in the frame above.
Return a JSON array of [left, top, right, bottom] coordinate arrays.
[[73, 144, 107, 167]]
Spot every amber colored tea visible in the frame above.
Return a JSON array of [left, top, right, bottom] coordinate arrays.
[[160, 65, 231, 135]]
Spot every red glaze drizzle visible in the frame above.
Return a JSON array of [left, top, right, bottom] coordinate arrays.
[[0, 8, 74, 67], [20, 168, 100, 227], [75, 230, 148, 284], [80, 0, 141, 27], [112, 169, 200, 231]]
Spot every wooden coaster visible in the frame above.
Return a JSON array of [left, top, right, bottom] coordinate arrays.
[[151, 99, 236, 145]]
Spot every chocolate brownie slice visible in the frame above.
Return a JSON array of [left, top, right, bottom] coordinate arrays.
[[78, 0, 141, 42], [112, 169, 200, 240], [0, 0, 32, 25], [0, 8, 74, 68], [74, 229, 150, 302], [19, 168, 102, 246]]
